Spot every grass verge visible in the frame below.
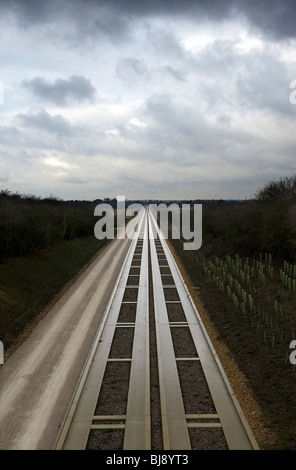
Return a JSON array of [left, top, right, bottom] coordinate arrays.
[[0, 235, 109, 359]]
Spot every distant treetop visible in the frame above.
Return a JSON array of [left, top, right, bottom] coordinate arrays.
[[254, 175, 296, 203]]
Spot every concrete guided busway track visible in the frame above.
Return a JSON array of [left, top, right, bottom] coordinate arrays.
[[54, 208, 259, 451]]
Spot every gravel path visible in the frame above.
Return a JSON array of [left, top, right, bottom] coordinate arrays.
[[0, 235, 133, 450]]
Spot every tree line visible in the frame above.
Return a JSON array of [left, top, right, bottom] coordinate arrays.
[[1, 174, 296, 263], [202, 174, 296, 261], [0, 190, 96, 262]]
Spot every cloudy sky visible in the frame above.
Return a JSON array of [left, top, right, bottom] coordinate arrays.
[[1, 0, 296, 201]]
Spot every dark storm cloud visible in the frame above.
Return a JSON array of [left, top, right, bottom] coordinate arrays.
[[3, 0, 131, 42], [236, 0, 296, 40], [4, 0, 296, 40], [3, 0, 234, 23], [22, 76, 97, 105]]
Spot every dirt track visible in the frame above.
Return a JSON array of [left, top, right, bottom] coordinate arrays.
[[0, 232, 133, 450]]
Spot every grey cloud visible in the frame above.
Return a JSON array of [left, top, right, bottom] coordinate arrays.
[[180, 38, 294, 118], [4, 0, 131, 43], [3, 0, 233, 24], [5, 0, 57, 24], [163, 66, 187, 82], [0, 125, 24, 146], [4, 0, 296, 40], [143, 93, 213, 144], [60, 176, 90, 184], [235, 53, 293, 116], [2, 0, 296, 201], [140, 93, 222, 160], [132, 0, 296, 40], [137, 90, 270, 170], [116, 58, 149, 83], [145, 26, 185, 61], [0, 175, 9, 183], [15, 109, 74, 136], [236, 0, 296, 40], [22, 75, 97, 105]]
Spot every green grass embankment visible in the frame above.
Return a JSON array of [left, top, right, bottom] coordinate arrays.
[[0, 235, 109, 358]]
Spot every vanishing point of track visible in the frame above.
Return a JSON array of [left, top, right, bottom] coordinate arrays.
[[54, 208, 259, 451]]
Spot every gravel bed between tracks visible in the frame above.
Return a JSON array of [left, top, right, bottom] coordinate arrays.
[[86, 239, 229, 450]]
